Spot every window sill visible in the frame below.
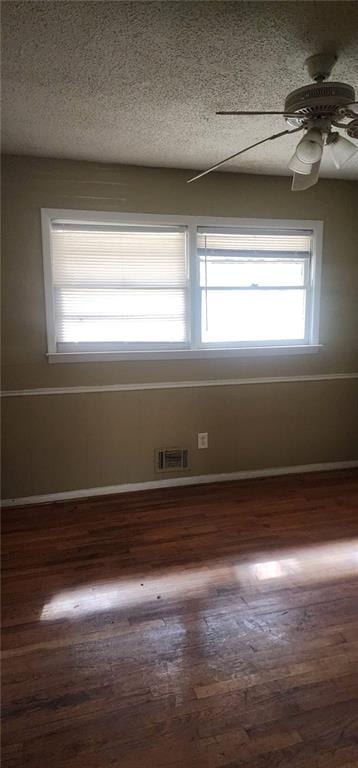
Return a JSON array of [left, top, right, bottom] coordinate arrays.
[[47, 345, 323, 363]]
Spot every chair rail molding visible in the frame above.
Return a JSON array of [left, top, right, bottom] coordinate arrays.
[[1, 372, 358, 398]]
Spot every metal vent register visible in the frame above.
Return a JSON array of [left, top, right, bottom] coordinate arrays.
[[156, 448, 189, 472]]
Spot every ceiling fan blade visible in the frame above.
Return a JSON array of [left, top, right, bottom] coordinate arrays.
[[346, 102, 358, 115], [216, 111, 300, 116], [187, 127, 303, 184], [291, 159, 321, 192]]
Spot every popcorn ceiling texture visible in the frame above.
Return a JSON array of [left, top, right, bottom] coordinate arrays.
[[2, 0, 358, 178]]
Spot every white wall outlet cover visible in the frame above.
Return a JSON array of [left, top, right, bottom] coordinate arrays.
[[198, 432, 209, 449]]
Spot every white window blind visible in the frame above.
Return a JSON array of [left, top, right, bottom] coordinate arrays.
[[197, 227, 313, 345], [50, 222, 189, 350]]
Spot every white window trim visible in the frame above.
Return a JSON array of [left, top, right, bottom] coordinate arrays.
[[41, 209, 323, 363]]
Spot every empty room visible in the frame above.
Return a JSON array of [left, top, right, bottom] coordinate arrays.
[[1, 1, 358, 766]]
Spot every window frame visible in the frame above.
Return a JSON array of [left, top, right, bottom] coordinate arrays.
[[41, 209, 323, 362]]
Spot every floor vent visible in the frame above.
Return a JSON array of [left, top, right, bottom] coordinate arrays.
[[156, 448, 189, 472]]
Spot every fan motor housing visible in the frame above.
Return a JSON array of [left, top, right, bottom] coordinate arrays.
[[284, 82, 355, 127]]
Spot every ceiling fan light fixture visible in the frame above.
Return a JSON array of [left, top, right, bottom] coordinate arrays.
[[296, 129, 323, 163], [328, 133, 358, 169], [288, 129, 323, 175]]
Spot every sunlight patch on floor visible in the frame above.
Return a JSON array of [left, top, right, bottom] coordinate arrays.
[[40, 538, 358, 621]]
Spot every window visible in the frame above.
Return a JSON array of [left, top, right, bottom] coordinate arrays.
[[48, 222, 188, 351], [42, 211, 322, 361], [197, 228, 312, 346]]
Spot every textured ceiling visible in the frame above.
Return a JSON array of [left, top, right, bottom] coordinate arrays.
[[2, 1, 358, 179]]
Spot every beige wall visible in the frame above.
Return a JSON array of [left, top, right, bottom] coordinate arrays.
[[1, 155, 358, 499]]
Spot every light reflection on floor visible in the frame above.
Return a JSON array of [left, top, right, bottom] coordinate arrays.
[[40, 538, 358, 621]]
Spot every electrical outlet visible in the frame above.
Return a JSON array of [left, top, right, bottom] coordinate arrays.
[[198, 432, 208, 449]]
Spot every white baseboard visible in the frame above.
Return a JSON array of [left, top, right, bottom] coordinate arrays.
[[2, 459, 358, 508]]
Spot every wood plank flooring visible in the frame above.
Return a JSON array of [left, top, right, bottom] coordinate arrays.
[[2, 469, 358, 767]]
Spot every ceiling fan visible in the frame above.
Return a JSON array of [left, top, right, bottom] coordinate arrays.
[[187, 52, 358, 190]]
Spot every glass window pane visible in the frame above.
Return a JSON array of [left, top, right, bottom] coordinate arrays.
[[201, 289, 306, 343], [200, 258, 306, 288], [58, 317, 186, 343], [55, 289, 187, 343]]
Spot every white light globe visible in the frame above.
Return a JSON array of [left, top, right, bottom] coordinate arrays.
[[295, 128, 323, 164], [296, 138, 322, 164], [329, 135, 358, 169]]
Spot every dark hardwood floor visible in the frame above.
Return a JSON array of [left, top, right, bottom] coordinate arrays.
[[2, 469, 358, 767]]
